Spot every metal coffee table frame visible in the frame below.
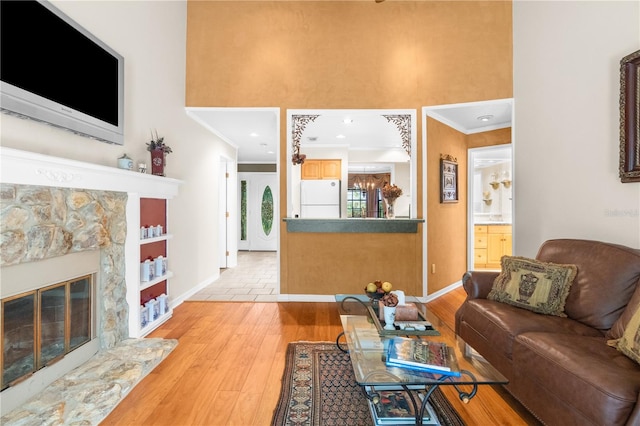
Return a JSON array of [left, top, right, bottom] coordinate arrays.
[[335, 294, 508, 425]]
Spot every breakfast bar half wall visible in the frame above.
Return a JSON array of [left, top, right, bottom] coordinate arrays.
[[281, 218, 425, 297]]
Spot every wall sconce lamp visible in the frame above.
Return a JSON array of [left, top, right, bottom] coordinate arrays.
[[482, 191, 492, 205], [488, 172, 500, 189], [490, 171, 511, 189], [500, 170, 511, 188]]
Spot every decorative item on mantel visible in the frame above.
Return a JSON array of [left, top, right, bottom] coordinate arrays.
[[381, 183, 403, 219], [117, 154, 133, 170], [146, 130, 172, 176]]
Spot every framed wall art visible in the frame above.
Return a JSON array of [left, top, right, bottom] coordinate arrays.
[[620, 49, 640, 183], [440, 154, 458, 203]]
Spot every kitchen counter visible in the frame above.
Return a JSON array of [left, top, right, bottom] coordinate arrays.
[[283, 217, 424, 233]]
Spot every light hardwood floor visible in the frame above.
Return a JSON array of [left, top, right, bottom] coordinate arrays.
[[103, 288, 541, 425]]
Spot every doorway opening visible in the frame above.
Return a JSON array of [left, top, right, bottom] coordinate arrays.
[[186, 107, 279, 294], [423, 98, 513, 295], [468, 145, 513, 270], [238, 172, 277, 252]]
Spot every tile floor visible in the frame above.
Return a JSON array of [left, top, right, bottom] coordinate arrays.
[[187, 250, 278, 302]]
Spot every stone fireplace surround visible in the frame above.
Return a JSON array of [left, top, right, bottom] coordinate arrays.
[[0, 147, 181, 414], [1, 185, 127, 348]]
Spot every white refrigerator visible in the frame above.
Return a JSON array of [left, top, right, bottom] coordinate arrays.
[[300, 180, 341, 218]]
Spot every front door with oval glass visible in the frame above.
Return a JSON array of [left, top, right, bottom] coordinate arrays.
[[239, 173, 277, 251]]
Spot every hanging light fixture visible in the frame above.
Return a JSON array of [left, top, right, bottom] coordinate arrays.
[[353, 175, 362, 189], [366, 175, 375, 189]]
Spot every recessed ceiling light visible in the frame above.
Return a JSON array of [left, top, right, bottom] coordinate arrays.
[[250, 132, 259, 137], [477, 115, 494, 122], [343, 118, 353, 124], [336, 134, 346, 139]]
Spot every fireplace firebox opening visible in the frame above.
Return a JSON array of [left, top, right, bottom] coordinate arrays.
[[1, 274, 95, 390]]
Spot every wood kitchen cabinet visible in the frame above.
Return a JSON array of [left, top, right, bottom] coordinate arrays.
[[301, 159, 341, 180], [486, 225, 512, 269], [474, 224, 512, 269], [473, 225, 488, 269]]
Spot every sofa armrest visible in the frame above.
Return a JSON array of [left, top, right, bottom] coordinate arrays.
[[462, 271, 500, 299]]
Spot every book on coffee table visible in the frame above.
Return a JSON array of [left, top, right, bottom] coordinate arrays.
[[365, 386, 438, 425], [386, 337, 461, 377]]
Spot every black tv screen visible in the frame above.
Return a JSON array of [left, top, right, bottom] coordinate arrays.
[[0, 0, 124, 145]]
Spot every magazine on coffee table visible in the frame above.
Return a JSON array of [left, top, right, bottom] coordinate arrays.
[[386, 337, 461, 377], [365, 386, 438, 425]]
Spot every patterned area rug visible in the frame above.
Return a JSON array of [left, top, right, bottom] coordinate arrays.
[[271, 341, 465, 426]]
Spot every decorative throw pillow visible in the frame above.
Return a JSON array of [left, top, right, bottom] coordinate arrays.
[[614, 303, 640, 365], [488, 256, 578, 317], [607, 283, 640, 340]]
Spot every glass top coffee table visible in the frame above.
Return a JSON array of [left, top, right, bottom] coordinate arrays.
[[335, 294, 508, 425]]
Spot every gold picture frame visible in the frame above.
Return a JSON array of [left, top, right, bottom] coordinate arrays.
[[440, 154, 458, 203]]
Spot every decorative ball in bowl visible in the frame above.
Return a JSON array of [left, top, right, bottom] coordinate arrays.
[[364, 280, 392, 299], [365, 289, 385, 300]]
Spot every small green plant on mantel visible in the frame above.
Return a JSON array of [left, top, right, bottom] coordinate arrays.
[[146, 130, 172, 154]]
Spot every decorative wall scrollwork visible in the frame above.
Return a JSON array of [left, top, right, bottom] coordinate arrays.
[[291, 115, 319, 164], [383, 114, 412, 156]]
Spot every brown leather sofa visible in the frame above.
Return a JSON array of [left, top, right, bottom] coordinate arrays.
[[455, 239, 640, 426]]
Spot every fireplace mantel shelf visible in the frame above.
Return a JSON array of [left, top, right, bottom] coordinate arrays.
[[0, 147, 182, 198]]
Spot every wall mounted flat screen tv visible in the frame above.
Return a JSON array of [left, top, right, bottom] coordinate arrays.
[[0, 0, 124, 145]]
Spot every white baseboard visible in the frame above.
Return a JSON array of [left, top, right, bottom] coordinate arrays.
[[171, 272, 220, 308], [276, 283, 463, 303], [419, 280, 463, 303], [172, 279, 462, 306], [276, 294, 335, 302]]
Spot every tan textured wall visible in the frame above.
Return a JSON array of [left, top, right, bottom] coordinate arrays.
[[426, 123, 512, 293], [186, 2, 512, 108], [286, 231, 423, 295], [186, 1, 512, 295], [426, 118, 468, 293], [467, 127, 512, 149]]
